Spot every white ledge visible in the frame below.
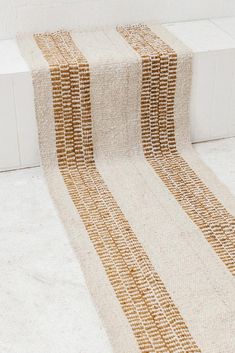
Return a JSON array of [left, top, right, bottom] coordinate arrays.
[[0, 39, 29, 75]]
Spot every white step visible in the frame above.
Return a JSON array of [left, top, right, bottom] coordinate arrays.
[[0, 40, 39, 171], [165, 20, 235, 143], [1, 18, 235, 171]]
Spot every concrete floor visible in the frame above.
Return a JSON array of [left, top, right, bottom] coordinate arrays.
[[0, 137, 235, 353]]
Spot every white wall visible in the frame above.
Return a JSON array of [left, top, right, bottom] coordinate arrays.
[[1, 0, 235, 39]]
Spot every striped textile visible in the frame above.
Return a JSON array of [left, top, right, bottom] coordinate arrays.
[[18, 24, 235, 352]]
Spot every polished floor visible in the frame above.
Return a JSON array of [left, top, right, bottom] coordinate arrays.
[[0, 137, 235, 353]]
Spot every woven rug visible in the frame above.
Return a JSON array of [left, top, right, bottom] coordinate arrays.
[[18, 24, 235, 352]]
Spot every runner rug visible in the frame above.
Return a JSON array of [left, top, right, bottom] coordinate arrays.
[[18, 24, 235, 352]]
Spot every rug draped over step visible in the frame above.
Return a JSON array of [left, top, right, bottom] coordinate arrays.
[[18, 24, 235, 353]]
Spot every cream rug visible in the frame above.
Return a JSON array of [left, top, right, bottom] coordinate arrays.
[[18, 24, 235, 352]]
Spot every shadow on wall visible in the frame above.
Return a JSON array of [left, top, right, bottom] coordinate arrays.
[[1, 0, 235, 39]]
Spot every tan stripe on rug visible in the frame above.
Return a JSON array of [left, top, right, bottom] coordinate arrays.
[[117, 24, 235, 276]]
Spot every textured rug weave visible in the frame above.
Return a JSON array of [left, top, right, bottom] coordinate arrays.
[[18, 24, 235, 352]]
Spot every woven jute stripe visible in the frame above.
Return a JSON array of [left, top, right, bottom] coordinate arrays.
[[117, 24, 235, 276], [34, 31, 200, 352]]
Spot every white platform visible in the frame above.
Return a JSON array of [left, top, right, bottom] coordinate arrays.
[[1, 18, 235, 171], [0, 40, 39, 171], [165, 19, 235, 143]]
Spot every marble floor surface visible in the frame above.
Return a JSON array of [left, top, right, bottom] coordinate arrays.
[[0, 137, 235, 353]]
